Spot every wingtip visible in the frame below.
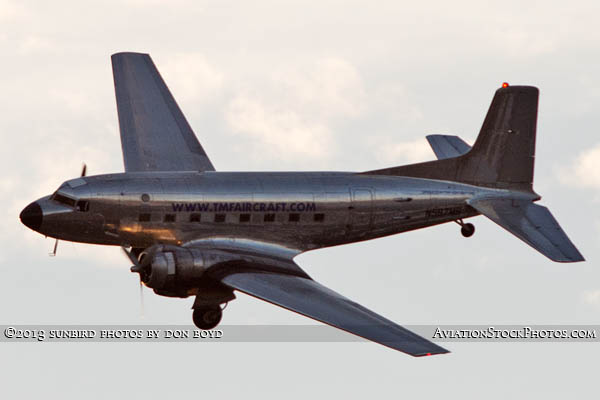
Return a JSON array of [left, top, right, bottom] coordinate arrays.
[[413, 349, 451, 357], [558, 254, 586, 263], [111, 51, 151, 59], [550, 248, 585, 263], [569, 254, 586, 262], [410, 343, 451, 357]]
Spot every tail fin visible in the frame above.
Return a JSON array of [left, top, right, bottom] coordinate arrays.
[[460, 85, 538, 191], [363, 85, 539, 192], [363, 85, 584, 262]]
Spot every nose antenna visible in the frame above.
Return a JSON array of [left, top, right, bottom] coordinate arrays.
[[49, 239, 59, 257], [48, 162, 86, 257]]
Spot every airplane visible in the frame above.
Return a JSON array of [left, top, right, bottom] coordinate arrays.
[[19, 52, 584, 357]]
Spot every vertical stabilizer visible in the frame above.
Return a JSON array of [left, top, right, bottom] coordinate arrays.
[[459, 86, 538, 191], [362, 85, 539, 193]]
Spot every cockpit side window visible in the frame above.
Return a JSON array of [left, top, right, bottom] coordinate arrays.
[[51, 192, 77, 208], [76, 200, 89, 212]]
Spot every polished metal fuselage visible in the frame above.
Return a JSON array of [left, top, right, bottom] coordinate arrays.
[[35, 171, 487, 253]]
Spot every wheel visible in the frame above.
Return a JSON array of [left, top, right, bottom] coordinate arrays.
[[192, 306, 222, 330], [461, 223, 475, 238]]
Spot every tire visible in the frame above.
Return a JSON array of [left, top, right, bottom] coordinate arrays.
[[192, 306, 222, 330], [461, 223, 475, 238]]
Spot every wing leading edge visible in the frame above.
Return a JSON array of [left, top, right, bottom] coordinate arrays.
[[221, 271, 449, 356], [111, 52, 215, 172]]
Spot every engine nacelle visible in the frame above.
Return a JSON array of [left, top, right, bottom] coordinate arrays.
[[137, 245, 236, 297]]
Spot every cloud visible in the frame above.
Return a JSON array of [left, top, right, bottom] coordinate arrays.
[[158, 52, 224, 104], [374, 137, 434, 165], [369, 83, 423, 123], [560, 143, 600, 189], [123, 0, 193, 5], [225, 94, 333, 161], [224, 57, 367, 164], [487, 25, 558, 57], [273, 58, 366, 119], [0, 0, 26, 22], [581, 289, 600, 308], [48, 88, 93, 113], [18, 35, 55, 55]]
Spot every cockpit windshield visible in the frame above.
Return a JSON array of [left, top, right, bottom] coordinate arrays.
[[51, 191, 77, 208], [51, 190, 90, 211]]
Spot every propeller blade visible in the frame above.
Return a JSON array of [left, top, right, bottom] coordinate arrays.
[[80, 163, 87, 177], [139, 280, 145, 318], [121, 247, 146, 318], [121, 246, 142, 272]]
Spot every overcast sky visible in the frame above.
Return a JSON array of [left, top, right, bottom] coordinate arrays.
[[2, 0, 599, 398]]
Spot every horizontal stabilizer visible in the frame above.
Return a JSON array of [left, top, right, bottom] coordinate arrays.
[[468, 198, 584, 262], [222, 272, 449, 356], [426, 135, 471, 160]]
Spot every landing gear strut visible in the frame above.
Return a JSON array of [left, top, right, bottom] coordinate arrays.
[[455, 219, 475, 238], [192, 305, 222, 330]]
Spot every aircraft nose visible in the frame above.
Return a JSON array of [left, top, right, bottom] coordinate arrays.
[[20, 201, 43, 231]]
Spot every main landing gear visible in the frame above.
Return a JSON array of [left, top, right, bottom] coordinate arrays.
[[191, 284, 235, 330], [192, 305, 223, 330], [455, 219, 475, 238]]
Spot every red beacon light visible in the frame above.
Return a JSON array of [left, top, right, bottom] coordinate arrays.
[[502, 82, 510, 88]]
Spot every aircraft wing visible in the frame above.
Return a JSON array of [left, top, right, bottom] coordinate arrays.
[[426, 134, 471, 160], [111, 52, 215, 172], [206, 251, 448, 356]]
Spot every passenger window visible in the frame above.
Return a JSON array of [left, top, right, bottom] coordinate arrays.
[[215, 214, 226, 223], [314, 213, 325, 222], [76, 200, 89, 212], [139, 213, 151, 222], [289, 213, 300, 222], [164, 214, 176, 223], [190, 213, 201, 222], [264, 214, 275, 222], [239, 213, 250, 223]]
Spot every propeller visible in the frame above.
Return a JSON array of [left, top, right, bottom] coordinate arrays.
[[121, 246, 146, 318]]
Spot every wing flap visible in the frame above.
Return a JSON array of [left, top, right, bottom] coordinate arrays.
[[468, 198, 584, 262], [111, 52, 215, 172], [222, 272, 449, 356], [426, 134, 471, 160]]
